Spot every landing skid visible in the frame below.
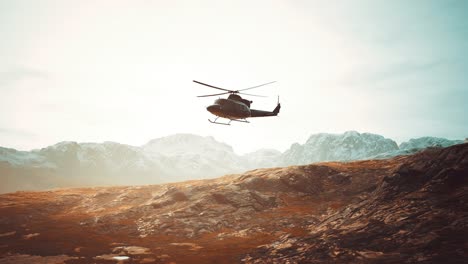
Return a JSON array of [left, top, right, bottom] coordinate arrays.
[[208, 118, 231, 125], [208, 117, 250, 125], [231, 118, 250, 123]]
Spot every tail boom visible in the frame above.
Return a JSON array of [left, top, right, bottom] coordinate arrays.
[[250, 103, 281, 117]]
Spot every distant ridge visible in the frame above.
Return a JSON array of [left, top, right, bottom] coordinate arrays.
[[280, 131, 399, 165], [0, 132, 463, 193]]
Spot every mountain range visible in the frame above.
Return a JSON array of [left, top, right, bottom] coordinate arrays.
[[0, 131, 463, 193]]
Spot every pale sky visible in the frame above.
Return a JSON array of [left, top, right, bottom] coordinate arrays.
[[1, 0, 467, 154]]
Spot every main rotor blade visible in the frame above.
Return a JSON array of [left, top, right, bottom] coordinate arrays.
[[193, 80, 233, 92], [197, 92, 230, 97], [239, 92, 267, 97], [239, 81, 276, 91]]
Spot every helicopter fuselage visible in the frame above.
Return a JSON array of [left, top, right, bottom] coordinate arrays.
[[206, 98, 251, 119]]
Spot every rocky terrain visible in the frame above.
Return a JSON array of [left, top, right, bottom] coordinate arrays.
[[0, 143, 466, 263], [0, 132, 463, 193]]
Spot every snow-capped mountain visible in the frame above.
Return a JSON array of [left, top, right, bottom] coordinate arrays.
[[0, 134, 248, 193], [143, 134, 233, 156], [242, 149, 282, 169], [0, 132, 464, 193], [372, 136, 464, 159], [399, 137, 464, 151], [38, 141, 151, 171], [0, 147, 52, 168], [142, 134, 246, 178], [280, 131, 399, 165], [3, 141, 166, 187]]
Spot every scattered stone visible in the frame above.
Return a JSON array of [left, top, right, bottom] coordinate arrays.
[[0, 231, 16, 237], [22, 233, 39, 240], [170, 243, 203, 251]]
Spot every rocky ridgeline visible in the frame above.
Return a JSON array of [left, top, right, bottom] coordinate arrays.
[[0, 143, 466, 263]]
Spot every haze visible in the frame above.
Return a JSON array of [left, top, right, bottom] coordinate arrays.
[[1, 0, 467, 154]]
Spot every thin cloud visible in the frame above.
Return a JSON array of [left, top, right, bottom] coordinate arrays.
[[0, 127, 37, 138], [0, 67, 48, 87]]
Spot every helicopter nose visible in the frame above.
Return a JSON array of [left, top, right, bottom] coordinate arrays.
[[207, 104, 221, 114]]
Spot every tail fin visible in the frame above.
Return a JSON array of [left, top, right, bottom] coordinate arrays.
[[273, 96, 281, 115]]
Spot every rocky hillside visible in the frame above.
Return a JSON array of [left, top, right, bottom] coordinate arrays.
[[0, 143, 466, 263]]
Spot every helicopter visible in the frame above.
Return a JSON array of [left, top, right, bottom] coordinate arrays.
[[194, 80, 281, 125]]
